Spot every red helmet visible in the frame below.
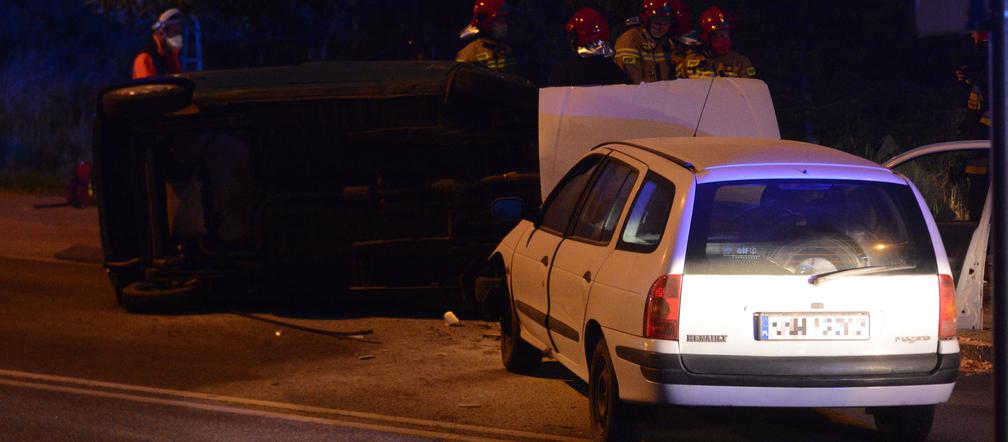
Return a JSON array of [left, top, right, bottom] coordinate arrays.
[[698, 5, 733, 40], [566, 8, 610, 47], [470, 0, 509, 32], [639, 0, 691, 35]]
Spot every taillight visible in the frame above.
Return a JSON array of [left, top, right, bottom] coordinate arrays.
[[644, 274, 682, 340], [938, 274, 957, 340]]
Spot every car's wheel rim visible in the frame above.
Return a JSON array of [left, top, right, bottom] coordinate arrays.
[[593, 365, 609, 424]]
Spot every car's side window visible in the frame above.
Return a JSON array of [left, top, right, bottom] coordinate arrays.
[[617, 172, 676, 253], [540, 155, 604, 234], [570, 160, 638, 244]]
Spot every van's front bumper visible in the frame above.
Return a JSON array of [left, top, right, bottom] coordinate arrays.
[[604, 328, 959, 407]]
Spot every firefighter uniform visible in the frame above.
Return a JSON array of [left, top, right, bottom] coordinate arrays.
[[683, 50, 755, 78], [670, 46, 706, 79], [456, 38, 517, 74], [614, 27, 673, 83]]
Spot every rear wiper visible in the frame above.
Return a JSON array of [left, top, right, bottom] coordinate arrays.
[[808, 265, 916, 286]]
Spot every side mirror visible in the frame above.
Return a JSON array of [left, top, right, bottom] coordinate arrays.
[[491, 197, 539, 224]]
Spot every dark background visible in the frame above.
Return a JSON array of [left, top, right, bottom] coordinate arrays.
[[0, 0, 983, 181]]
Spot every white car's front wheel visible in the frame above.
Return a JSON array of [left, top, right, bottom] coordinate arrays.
[[500, 284, 541, 373]]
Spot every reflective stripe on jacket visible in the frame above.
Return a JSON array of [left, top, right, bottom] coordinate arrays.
[[456, 38, 516, 73], [614, 27, 672, 83]]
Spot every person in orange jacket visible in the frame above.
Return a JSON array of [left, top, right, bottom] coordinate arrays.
[[132, 8, 184, 79]]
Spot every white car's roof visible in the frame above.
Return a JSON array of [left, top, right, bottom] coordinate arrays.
[[607, 137, 904, 184], [615, 137, 882, 171]]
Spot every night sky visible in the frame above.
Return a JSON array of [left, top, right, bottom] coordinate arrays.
[[0, 1, 984, 173]]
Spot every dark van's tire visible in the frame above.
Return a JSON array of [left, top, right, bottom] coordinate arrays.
[[102, 82, 193, 118], [119, 279, 200, 313], [500, 287, 541, 373], [870, 405, 934, 442], [589, 337, 638, 441]]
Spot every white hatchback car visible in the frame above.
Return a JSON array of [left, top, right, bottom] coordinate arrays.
[[487, 137, 959, 440]]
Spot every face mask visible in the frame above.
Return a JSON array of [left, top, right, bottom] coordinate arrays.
[[710, 34, 731, 56], [166, 35, 183, 50]]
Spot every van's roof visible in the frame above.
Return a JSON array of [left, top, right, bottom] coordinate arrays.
[[615, 137, 884, 172]]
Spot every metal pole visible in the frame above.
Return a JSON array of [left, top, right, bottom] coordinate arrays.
[[993, 0, 1008, 440]]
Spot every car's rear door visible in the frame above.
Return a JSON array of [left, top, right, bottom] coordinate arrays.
[[511, 154, 606, 348], [884, 140, 991, 330], [547, 152, 644, 371], [676, 178, 945, 374]]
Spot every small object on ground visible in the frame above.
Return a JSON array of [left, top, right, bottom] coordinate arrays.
[[275, 330, 282, 337], [457, 402, 481, 408], [33, 202, 72, 209], [443, 311, 461, 327], [54, 244, 103, 264], [358, 354, 376, 360]]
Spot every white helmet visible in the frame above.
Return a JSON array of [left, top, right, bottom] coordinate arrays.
[[152, 8, 183, 31]]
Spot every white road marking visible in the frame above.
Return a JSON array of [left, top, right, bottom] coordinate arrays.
[[0, 368, 587, 442], [0, 377, 498, 441], [0, 253, 101, 268]]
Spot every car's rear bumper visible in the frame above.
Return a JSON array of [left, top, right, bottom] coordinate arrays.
[[604, 328, 959, 407]]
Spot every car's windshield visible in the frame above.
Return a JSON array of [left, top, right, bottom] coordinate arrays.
[[684, 179, 938, 275]]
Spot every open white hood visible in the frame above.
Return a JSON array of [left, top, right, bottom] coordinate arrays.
[[538, 78, 780, 198]]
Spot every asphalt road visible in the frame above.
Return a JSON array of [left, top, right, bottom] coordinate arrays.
[[0, 255, 994, 441]]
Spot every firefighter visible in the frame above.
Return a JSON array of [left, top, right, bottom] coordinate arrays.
[[685, 6, 756, 79], [550, 8, 629, 86], [667, 6, 707, 79], [956, 31, 990, 139], [133, 8, 184, 79], [615, 0, 690, 83], [456, 0, 517, 74]]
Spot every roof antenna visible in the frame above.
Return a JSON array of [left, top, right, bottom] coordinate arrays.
[[692, 77, 716, 137]]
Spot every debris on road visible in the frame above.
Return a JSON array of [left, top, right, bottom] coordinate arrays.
[[443, 311, 461, 327], [275, 330, 282, 337], [961, 357, 993, 374], [457, 402, 481, 408], [358, 354, 376, 360]]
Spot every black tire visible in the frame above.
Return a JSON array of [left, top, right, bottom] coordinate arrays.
[[119, 279, 200, 313], [589, 337, 638, 441], [474, 275, 502, 318], [500, 285, 541, 373], [871, 405, 935, 442]]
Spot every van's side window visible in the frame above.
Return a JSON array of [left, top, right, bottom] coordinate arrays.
[[540, 155, 604, 234], [617, 173, 676, 253]]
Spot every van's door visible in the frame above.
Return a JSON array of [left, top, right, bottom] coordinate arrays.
[[884, 140, 991, 330]]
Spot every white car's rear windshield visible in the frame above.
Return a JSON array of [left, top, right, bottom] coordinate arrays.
[[684, 179, 937, 275]]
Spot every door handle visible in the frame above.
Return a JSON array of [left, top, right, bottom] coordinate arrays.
[[582, 271, 592, 283], [540, 256, 549, 267]]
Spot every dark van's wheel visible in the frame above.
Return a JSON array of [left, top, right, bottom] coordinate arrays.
[[589, 337, 638, 441], [870, 405, 934, 442], [500, 286, 541, 373], [119, 279, 200, 313]]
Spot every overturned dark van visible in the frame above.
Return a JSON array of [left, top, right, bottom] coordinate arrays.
[[94, 61, 539, 311]]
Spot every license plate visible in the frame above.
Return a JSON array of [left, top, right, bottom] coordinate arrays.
[[755, 312, 870, 341]]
